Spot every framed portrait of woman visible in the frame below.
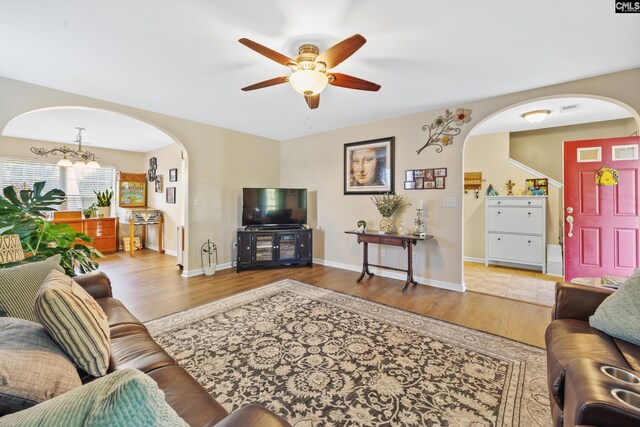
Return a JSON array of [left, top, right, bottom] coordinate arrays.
[[344, 137, 395, 195]]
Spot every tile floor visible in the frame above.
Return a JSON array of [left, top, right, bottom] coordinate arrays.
[[464, 261, 559, 306]]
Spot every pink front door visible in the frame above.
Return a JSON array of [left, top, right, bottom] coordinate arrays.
[[563, 137, 640, 282]]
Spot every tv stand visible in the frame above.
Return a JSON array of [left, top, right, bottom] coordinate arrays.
[[237, 228, 312, 272]]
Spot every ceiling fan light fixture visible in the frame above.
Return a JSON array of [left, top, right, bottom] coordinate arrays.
[[288, 70, 329, 96], [522, 110, 551, 123]]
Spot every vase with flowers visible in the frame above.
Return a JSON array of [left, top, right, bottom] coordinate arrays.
[[371, 193, 408, 234]]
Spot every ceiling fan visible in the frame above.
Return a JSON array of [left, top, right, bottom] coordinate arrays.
[[239, 34, 381, 109]]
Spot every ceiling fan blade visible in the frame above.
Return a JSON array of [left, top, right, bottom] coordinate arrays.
[[316, 34, 366, 69], [241, 76, 288, 91], [329, 73, 381, 91], [305, 94, 320, 109], [238, 38, 297, 67]]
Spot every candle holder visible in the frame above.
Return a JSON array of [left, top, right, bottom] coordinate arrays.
[[414, 208, 426, 238]]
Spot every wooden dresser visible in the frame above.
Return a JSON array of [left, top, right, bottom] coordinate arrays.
[[52, 212, 117, 254]]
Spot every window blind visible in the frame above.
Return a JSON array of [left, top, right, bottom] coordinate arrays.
[[0, 157, 116, 211]]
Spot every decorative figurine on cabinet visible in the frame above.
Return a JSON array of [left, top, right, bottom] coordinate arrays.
[[486, 184, 499, 196], [504, 179, 515, 196]]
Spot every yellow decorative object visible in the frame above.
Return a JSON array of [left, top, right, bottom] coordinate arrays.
[[595, 167, 619, 186]]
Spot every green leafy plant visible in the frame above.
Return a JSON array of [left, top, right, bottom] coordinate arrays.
[[83, 203, 98, 218], [0, 182, 104, 276], [94, 189, 113, 207], [371, 193, 409, 218]]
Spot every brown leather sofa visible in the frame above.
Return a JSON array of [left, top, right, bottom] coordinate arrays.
[[75, 271, 291, 427], [545, 282, 640, 427]]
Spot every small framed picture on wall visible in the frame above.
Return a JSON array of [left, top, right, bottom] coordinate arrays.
[[166, 187, 176, 204], [169, 168, 178, 182]]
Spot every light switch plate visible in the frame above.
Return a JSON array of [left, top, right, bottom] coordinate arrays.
[[442, 197, 457, 207]]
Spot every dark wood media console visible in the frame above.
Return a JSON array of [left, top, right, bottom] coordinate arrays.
[[236, 227, 313, 272]]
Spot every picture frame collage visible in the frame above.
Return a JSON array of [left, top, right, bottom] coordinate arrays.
[[404, 168, 447, 190]]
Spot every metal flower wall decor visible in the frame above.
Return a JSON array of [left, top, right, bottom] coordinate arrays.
[[417, 108, 472, 154]]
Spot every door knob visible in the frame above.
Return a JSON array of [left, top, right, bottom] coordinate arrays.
[[566, 206, 574, 214], [566, 215, 574, 237]]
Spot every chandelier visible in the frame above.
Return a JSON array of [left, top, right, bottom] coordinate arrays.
[[30, 127, 100, 168]]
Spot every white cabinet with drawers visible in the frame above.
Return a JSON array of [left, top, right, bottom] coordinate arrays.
[[485, 196, 547, 273]]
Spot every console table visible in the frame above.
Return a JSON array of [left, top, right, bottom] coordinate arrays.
[[345, 230, 433, 293]]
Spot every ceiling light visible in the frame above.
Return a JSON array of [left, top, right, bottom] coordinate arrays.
[[56, 157, 73, 167], [288, 70, 329, 96], [522, 110, 551, 123], [31, 127, 100, 168]]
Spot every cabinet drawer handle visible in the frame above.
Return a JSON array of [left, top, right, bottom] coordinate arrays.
[[528, 201, 531, 205], [246, 247, 250, 250], [497, 201, 501, 205], [301, 244, 304, 247], [497, 211, 501, 215], [528, 212, 531, 216], [528, 240, 531, 243], [497, 238, 501, 241]]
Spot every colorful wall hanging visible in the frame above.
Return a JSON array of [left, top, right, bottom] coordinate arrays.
[[404, 168, 446, 190], [417, 108, 472, 154], [525, 178, 548, 195], [595, 166, 619, 186]]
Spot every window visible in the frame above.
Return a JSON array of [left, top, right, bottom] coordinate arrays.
[[0, 157, 116, 211], [577, 147, 602, 162], [612, 144, 638, 161]]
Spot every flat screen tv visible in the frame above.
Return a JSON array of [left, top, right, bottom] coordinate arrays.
[[242, 188, 307, 227]]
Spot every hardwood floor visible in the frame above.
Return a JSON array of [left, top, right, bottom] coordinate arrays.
[[96, 250, 552, 348]]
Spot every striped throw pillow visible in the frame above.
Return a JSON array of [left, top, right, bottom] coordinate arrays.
[[0, 254, 64, 322], [34, 270, 111, 377]]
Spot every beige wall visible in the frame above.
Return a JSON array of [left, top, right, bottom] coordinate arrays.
[[2, 69, 639, 283], [0, 135, 145, 172], [510, 118, 637, 182], [142, 144, 184, 255], [0, 76, 281, 273], [281, 68, 640, 289], [463, 133, 561, 260]]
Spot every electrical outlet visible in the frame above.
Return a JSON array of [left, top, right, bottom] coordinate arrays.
[[194, 197, 200, 207], [381, 248, 386, 257], [412, 252, 417, 261]]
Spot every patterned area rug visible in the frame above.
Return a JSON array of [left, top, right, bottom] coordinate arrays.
[[145, 280, 550, 426]]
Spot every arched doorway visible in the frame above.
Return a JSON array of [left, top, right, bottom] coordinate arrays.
[[1, 106, 190, 270], [461, 95, 640, 304]]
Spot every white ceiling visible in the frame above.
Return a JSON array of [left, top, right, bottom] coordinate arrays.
[[0, 0, 639, 142], [471, 98, 633, 136], [3, 108, 175, 152]]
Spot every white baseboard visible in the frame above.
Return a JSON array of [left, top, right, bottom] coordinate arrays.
[[181, 262, 233, 278], [180, 257, 463, 292], [314, 258, 465, 292], [144, 244, 178, 257], [464, 257, 486, 264]]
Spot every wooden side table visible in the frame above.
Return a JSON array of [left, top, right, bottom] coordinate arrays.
[[345, 230, 433, 293]]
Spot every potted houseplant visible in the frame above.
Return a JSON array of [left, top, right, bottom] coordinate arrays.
[[83, 203, 97, 219], [0, 181, 104, 276], [94, 189, 113, 218], [371, 193, 408, 234]]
